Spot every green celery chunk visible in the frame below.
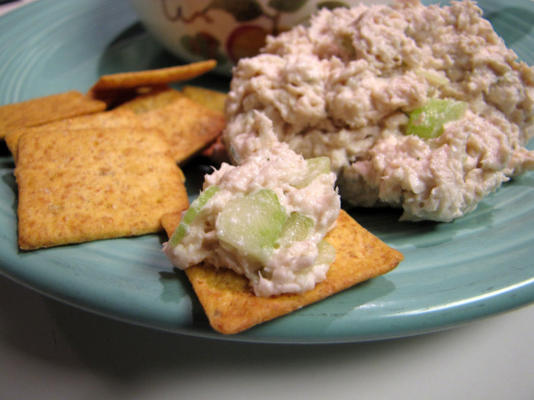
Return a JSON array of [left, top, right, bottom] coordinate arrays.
[[405, 99, 467, 139], [216, 189, 288, 263], [168, 185, 220, 247], [277, 212, 314, 248], [316, 240, 336, 266], [294, 157, 331, 188]]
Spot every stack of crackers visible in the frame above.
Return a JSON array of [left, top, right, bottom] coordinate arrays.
[[0, 60, 403, 335], [0, 60, 225, 250]]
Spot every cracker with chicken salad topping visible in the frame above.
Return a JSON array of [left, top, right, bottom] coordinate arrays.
[[162, 136, 402, 334]]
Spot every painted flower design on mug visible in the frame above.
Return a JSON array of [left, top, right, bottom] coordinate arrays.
[[161, 0, 350, 63]]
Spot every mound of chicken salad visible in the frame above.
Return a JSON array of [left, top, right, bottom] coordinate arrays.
[[224, 0, 534, 222], [164, 121, 340, 297]]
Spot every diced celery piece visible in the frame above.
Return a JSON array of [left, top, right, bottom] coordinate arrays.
[[183, 185, 220, 225], [405, 99, 467, 139], [294, 157, 331, 188], [169, 224, 188, 247], [168, 185, 220, 247], [277, 212, 314, 247], [316, 240, 336, 266], [216, 189, 287, 263], [415, 69, 449, 87]]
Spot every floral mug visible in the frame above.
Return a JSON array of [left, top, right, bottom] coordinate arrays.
[[129, 0, 387, 75]]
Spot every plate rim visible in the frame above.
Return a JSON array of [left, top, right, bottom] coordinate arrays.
[[0, 0, 534, 344]]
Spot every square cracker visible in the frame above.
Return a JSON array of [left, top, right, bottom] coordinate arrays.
[[5, 109, 140, 160], [161, 209, 403, 334], [179, 86, 229, 161], [15, 126, 189, 250], [141, 96, 225, 164], [182, 85, 227, 113], [0, 91, 106, 139]]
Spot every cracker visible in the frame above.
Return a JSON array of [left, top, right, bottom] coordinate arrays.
[[182, 85, 227, 113], [6, 109, 139, 159], [114, 86, 184, 114], [180, 86, 229, 162], [161, 209, 403, 334], [0, 91, 106, 139], [90, 60, 217, 91], [16, 126, 188, 250], [141, 96, 225, 164]]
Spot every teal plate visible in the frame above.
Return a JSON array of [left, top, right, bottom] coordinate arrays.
[[0, 0, 533, 343]]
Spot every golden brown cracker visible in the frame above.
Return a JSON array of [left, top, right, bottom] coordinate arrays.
[[6, 109, 140, 159], [161, 209, 403, 334], [141, 96, 225, 164], [114, 86, 184, 114], [0, 91, 106, 139], [15, 126, 188, 250], [182, 86, 227, 113], [89, 60, 217, 91], [180, 87, 228, 162], [16, 122, 159, 169]]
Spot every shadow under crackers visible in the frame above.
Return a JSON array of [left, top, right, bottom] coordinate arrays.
[[158, 270, 211, 329], [1, 164, 17, 213], [0, 140, 11, 159]]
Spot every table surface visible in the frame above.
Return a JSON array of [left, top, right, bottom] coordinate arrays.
[[1, 273, 533, 400], [1, 1, 533, 399]]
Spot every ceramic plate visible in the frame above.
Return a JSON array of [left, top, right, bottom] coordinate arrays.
[[0, 0, 533, 343]]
